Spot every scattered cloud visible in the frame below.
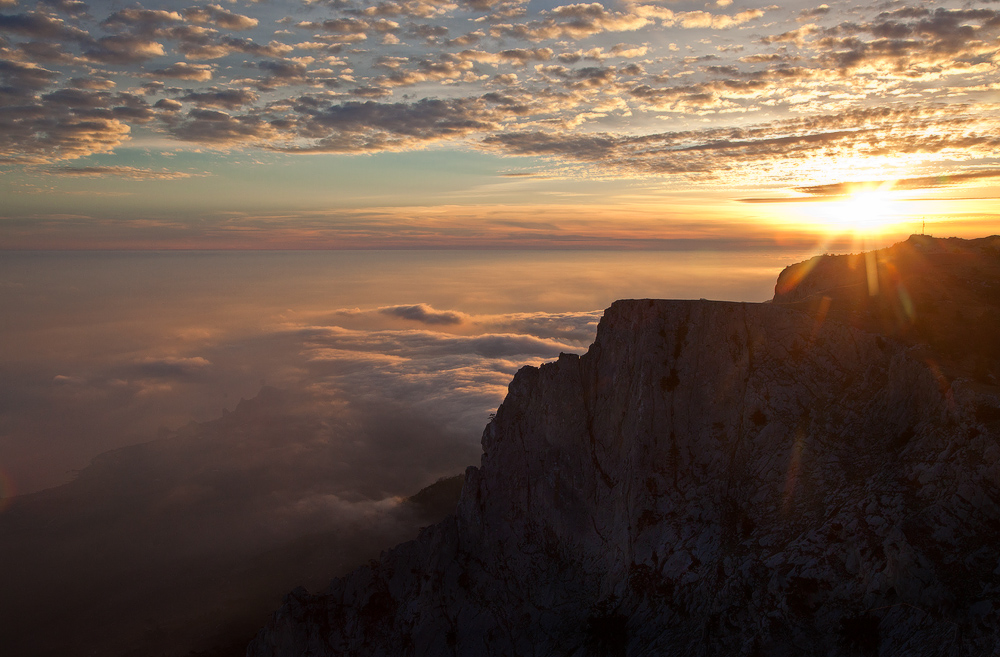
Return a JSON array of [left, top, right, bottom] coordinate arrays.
[[127, 356, 212, 379], [0, 0, 995, 196], [149, 62, 214, 80], [178, 87, 258, 109], [793, 169, 1000, 196], [45, 165, 203, 179], [378, 303, 467, 325], [184, 4, 258, 31], [481, 105, 1000, 183]]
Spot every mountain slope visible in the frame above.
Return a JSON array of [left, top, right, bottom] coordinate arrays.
[[0, 388, 467, 657], [249, 237, 1000, 656]]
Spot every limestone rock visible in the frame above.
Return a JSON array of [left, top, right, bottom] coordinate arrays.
[[249, 237, 1000, 656]]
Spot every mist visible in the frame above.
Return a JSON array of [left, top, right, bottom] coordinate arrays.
[[0, 249, 811, 655]]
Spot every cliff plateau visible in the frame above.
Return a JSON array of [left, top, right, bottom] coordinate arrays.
[[249, 236, 1000, 656]]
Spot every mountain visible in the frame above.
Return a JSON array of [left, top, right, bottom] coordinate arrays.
[[248, 235, 1000, 656], [0, 388, 468, 657]]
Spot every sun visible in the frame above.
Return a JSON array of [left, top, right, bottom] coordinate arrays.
[[804, 186, 907, 238], [839, 189, 896, 232]]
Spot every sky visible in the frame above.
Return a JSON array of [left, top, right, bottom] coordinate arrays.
[[3, 1, 998, 645], [1, 0, 999, 248]]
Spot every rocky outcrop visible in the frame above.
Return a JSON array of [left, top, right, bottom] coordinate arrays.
[[249, 238, 1000, 656], [774, 234, 1000, 384]]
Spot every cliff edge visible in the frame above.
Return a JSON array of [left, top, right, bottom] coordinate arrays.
[[249, 236, 1000, 656]]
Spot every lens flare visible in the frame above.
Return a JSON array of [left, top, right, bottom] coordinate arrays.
[[795, 183, 910, 240]]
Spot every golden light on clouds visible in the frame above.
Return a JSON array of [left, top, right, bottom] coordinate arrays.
[[809, 189, 906, 237], [1, 0, 999, 248]]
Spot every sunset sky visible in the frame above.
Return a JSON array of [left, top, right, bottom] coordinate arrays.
[[3, 3, 999, 648], [1, 0, 999, 248]]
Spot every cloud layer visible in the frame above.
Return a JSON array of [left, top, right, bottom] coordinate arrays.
[[0, 0, 997, 192]]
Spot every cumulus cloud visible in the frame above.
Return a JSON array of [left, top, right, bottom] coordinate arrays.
[[799, 5, 830, 20], [378, 303, 467, 325], [100, 7, 183, 33], [0, 10, 91, 40], [178, 36, 294, 60], [184, 4, 258, 30], [0, 59, 58, 91], [489, 4, 650, 42], [149, 62, 214, 81], [373, 55, 474, 86], [68, 76, 115, 90], [0, 0, 995, 177], [0, 96, 133, 164], [268, 96, 501, 153], [674, 8, 767, 29], [178, 87, 258, 108], [126, 356, 213, 379], [168, 108, 281, 144], [481, 104, 1000, 180], [355, 0, 456, 19], [84, 35, 166, 63]]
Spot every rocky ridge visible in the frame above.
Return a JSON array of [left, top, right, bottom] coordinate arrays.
[[249, 236, 1000, 656]]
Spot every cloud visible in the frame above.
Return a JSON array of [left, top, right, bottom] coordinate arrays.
[[100, 7, 183, 33], [807, 8, 1000, 72], [0, 59, 58, 92], [0, 380, 476, 655], [178, 87, 258, 109], [149, 62, 214, 81], [0, 0, 996, 184], [799, 5, 830, 20], [299, 324, 580, 359], [184, 4, 258, 30], [481, 104, 1000, 180], [178, 36, 294, 60], [0, 10, 90, 41], [168, 108, 281, 145], [297, 16, 398, 34], [128, 356, 212, 379], [674, 9, 767, 29], [373, 56, 474, 87], [45, 165, 202, 179], [759, 24, 819, 46], [792, 169, 1000, 196], [270, 97, 501, 153], [154, 98, 182, 111], [378, 303, 467, 325], [84, 35, 166, 63], [38, 0, 86, 14], [68, 76, 115, 90], [0, 84, 134, 163], [489, 5, 651, 42], [355, 1, 456, 20], [536, 64, 618, 89]]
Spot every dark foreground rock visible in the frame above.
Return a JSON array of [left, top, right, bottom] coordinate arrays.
[[249, 236, 1000, 656]]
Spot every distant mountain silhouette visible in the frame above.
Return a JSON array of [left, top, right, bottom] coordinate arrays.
[[0, 388, 467, 657]]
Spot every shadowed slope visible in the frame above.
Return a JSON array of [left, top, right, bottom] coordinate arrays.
[[0, 389, 468, 657], [774, 234, 1000, 383], [250, 260, 1000, 656]]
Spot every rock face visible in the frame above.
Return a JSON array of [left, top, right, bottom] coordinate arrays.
[[249, 237, 1000, 656]]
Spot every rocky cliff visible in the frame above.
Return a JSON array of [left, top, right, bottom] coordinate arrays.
[[248, 236, 1000, 656]]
